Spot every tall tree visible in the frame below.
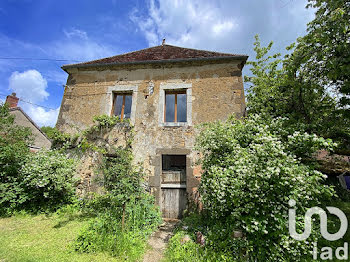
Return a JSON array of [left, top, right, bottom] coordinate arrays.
[[245, 35, 350, 147], [292, 0, 350, 112]]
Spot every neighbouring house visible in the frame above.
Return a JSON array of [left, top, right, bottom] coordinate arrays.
[[57, 43, 248, 218], [5, 93, 52, 151]]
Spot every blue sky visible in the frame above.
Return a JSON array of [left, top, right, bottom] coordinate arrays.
[[0, 0, 315, 126]]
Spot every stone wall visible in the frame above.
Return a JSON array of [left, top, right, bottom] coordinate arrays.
[[57, 59, 246, 207]]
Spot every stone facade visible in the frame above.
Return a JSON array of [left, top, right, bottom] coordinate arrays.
[[57, 47, 247, 216]]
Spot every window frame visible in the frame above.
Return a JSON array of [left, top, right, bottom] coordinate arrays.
[[111, 92, 133, 120], [164, 90, 187, 123], [158, 83, 192, 127]]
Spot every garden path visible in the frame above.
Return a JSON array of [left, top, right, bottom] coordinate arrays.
[[142, 220, 178, 262]]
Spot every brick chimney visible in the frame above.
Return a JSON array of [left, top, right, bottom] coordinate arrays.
[[5, 93, 19, 108]]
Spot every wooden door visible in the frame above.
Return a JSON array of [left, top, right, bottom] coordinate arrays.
[[161, 188, 187, 219], [161, 155, 187, 219]]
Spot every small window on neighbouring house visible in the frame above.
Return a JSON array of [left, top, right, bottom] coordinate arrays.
[[165, 90, 187, 123], [112, 93, 132, 120]]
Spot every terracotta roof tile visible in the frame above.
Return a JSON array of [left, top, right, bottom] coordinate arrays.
[[62, 44, 247, 69]]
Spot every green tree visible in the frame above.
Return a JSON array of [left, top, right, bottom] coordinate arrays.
[[245, 35, 350, 147], [0, 103, 32, 215], [293, 0, 350, 111]]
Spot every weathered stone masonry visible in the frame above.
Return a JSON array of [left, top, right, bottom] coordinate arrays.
[[57, 45, 247, 218]]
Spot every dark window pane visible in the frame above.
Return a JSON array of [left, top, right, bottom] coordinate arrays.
[[124, 95, 132, 119], [114, 95, 123, 116], [162, 155, 186, 170], [177, 93, 187, 122], [165, 93, 175, 122]]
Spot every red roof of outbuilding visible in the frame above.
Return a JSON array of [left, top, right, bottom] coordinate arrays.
[[62, 44, 248, 70]]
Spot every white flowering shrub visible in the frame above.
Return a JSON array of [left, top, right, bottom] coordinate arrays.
[[19, 150, 77, 212], [196, 115, 335, 261]]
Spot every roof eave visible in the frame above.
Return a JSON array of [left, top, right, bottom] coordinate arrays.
[[61, 55, 249, 72]]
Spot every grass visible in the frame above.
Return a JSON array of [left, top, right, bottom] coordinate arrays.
[[0, 213, 120, 262]]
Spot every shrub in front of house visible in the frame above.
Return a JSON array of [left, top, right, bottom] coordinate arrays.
[[18, 150, 77, 212], [1, 149, 77, 216], [75, 194, 161, 261], [0, 103, 78, 215], [1, 149, 77, 215], [74, 146, 162, 261], [0, 103, 32, 216], [194, 114, 335, 261]]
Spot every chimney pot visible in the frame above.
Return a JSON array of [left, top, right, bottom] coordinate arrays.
[[5, 93, 19, 108]]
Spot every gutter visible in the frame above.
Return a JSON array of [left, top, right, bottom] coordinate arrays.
[[61, 55, 249, 72]]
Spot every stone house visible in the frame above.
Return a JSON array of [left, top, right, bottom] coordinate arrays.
[[57, 44, 247, 218], [5, 93, 52, 151]]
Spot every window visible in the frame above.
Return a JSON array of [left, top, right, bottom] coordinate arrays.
[[164, 91, 187, 122], [158, 83, 191, 127], [162, 155, 186, 171], [112, 93, 132, 120]]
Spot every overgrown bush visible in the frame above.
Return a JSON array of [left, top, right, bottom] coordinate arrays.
[[101, 148, 143, 199], [0, 104, 32, 215], [73, 128, 161, 260], [19, 150, 77, 212], [0, 104, 78, 215], [195, 114, 335, 261], [41, 126, 72, 149], [75, 194, 161, 261]]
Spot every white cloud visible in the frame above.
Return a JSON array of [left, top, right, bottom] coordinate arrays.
[[0, 28, 116, 67], [52, 40, 114, 62], [130, 0, 238, 50], [130, 0, 314, 56], [25, 105, 60, 127], [50, 28, 115, 62], [212, 21, 236, 35], [63, 28, 88, 40], [9, 70, 49, 103], [8, 69, 59, 127]]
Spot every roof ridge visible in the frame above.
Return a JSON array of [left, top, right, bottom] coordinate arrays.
[[162, 44, 246, 57], [62, 44, 248, 69]]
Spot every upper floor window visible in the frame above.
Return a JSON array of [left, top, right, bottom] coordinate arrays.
[[112, 93, 132, 120], [165, 90, 187, 123]]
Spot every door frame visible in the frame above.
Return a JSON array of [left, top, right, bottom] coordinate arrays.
[[153, 148, 193, 217]]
